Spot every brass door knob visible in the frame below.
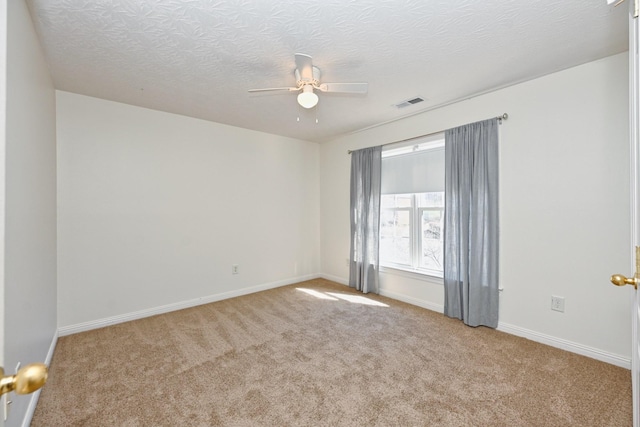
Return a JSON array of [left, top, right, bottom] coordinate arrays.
[[0, 363, 48, 396], [610, 274, 639, 290]]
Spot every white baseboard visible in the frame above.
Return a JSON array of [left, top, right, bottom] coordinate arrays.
[[57, 272, 632, 370], [21, 330, 58, 427], [497, 322, 631, 369], [378, 289, 445, 314], [319, 273, 348, 286], [378, 290, 630, 369], [379, 290, 630, 369], [58, 274, 320, 336]]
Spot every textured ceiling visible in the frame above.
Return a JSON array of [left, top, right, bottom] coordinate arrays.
[[26, 0, 628, 143]]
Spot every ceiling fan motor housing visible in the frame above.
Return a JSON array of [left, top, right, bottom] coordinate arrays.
[[295, 66, 321, 88]]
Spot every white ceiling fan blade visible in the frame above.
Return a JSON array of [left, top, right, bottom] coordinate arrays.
[[317, 82, 368, 94], [295, 53, 314, 81], [248, 87, 300, 93]]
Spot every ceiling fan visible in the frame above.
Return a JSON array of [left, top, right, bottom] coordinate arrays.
[[248, 53, 368, 109]]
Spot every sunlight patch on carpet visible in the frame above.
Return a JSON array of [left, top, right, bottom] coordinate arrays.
[[296, 288, 339, 300], [326, 292, 389, 307], [296, 287, 389, 307]]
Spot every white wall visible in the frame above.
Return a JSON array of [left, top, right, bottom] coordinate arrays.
[[320, 53, 631, 365], [56, 92, 320, 329], [4, 0, 57, 425]]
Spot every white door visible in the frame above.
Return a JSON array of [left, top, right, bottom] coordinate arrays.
[[0, 1, 7, 426], [632, 2, 640, 424], [628, 1, 639, 425], [610, 1, 640, 425]]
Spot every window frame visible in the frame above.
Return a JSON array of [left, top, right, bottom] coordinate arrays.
[[379, 135, 445, 279], [417, 205, 444, 275], [380, 193, 444, 278], [381, 205, 412, 268]]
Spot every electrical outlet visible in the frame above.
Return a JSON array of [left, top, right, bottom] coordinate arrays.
[[232, 264, 239, 275], [551, 296, 565, 312], [345, 258, 350, 267]]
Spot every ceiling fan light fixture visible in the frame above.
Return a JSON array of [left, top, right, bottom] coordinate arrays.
[[297, 85, 318, 109], [249, 54, 367, 109]]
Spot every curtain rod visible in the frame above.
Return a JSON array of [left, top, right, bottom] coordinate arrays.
[[347, 113, 508, 154]]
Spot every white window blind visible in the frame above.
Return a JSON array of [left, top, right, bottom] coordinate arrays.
[[381, 147, 444, 194]]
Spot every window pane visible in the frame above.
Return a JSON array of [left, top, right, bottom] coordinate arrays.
[[420, 208, 443, 271], [381, 194, 412, 208], [380, 209, 411, 265], [417, 192, 444, 208]]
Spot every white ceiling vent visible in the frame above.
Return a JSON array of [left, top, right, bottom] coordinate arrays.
[[394, 97, 425, 109]]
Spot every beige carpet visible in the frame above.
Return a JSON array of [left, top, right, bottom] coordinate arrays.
[[32, 278, 631, 426]]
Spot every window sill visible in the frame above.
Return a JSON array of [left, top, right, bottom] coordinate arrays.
[[379, 265, 444, 285]]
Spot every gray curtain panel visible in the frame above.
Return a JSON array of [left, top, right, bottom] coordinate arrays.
[[444, 118, 499, 328], [349, 146, 382, 294]]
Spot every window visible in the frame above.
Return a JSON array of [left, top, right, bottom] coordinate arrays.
[[379, 135, 444, 277]]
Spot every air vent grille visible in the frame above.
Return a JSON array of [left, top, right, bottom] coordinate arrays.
[[394, 97, 425, 109]]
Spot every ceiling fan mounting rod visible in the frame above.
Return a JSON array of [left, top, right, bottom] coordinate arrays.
[[295, 66, 321, 87]]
